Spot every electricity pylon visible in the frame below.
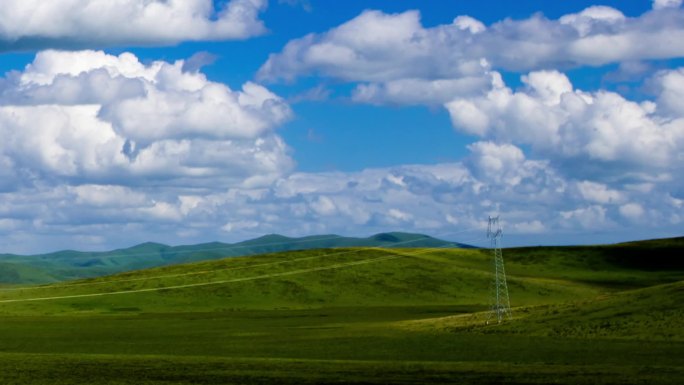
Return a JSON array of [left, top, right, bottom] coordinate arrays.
[[486, 216, 512, 324]]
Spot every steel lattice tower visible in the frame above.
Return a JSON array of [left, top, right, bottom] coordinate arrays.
[[487, 216, 512, 324]]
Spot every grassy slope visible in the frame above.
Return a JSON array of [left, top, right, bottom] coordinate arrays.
[[0, 262, 60, 284], [0, 232, 462, 284], [400, 278, 684, 340], [0, 241, 683, 384], [1, 246, 639, 314]]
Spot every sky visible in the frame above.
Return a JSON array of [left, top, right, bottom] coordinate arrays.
[[0, 0, 683, 253]]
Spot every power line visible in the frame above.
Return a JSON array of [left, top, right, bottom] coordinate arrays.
[[0, 236, 442, 292], [0, 244, 462, 304]]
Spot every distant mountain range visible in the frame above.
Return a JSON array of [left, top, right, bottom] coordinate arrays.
[[0, 232, 473, 285]]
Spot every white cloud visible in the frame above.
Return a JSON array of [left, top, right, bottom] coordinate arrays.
[[259, 6, 684, 85], [222, 220, 260, 233], [521, 70, 574, 105], [3, 143, 682, 254], [446, 100, 490, 136], [352, 74, 494, 105], [510, 220, 546, 234], [0, 104, 127, 178], [445, 69, 684, 182], [0, 50, 293, 189], [453, 16, 486, 34], [0, 6, 682, 254], [257, 5, 684, 108], [619, 203, 645, 220], [560, 205, 610, 229], [142, 202, 183, 222], [466, 142, 547, 187], [19, 50, 158, 86], [0, 0, 267, 52], [653, 0, 683, 10], [310, 196, 337, 216], [72, 185, 147, 208], [651, 67, 684, 117], [103, 80, 290, 144], [387, 208, 413, 222], [258, 9, 489, 85], [559, 6, 626, 37], [576, 181, 625, 205]]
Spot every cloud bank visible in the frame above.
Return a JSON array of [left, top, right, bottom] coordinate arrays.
[[2, 138, 681, 254], [258, 4, 684, 106], [1, 50, 681, 253], [0, 0, 267, 52], [2, 2, 684, 253], [260, 4, 684, 79]]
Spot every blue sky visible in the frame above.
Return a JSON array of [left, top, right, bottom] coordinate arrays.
[[0, 0, 683, 253]]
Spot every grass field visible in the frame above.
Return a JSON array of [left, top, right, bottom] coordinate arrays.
[[0, 232, 462, 284], [0, 239, 683, 384]]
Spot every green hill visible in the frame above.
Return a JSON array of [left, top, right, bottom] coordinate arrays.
[[1, 238, 682, 314], [0, 237, 682, 384], [0, 262, 57, 284], [0, 232, 466, 285], [400, 277, 684, 341], [506, 279, 684, 340]]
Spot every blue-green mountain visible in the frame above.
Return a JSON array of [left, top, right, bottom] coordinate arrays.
[[0, 232, 469, 284]]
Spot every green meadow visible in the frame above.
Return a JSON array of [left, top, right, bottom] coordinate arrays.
[[0, 232, 461, 284], [0, 238, 683, 384]]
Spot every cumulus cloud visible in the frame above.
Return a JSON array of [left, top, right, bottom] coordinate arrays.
[[619, 203, 646, 221], [0, 50, 293, 189], [0, 0, 267, 52], [258, 9, 488, 84], [257, 5, 684, 107], [446, 69, 684, 182], [259, 6, 684, 83], [651, 67, 684, 117], [575, 181, 625, 205], [465, 142, 552, 187]]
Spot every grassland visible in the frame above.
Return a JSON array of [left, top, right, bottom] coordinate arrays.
[[0, 239, 683, 384], [0, 232, 461, 284]]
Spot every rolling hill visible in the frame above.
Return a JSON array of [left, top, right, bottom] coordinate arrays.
[[0, 232, 467, 285], [0, 237, 682, 384]]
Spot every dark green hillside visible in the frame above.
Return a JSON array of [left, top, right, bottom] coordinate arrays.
[[506, 280, 684, 340], [498, 237, 684, 289], [617, 235, 684, 248], [506, 236, 684, 270], [0, 262, 59, 284]]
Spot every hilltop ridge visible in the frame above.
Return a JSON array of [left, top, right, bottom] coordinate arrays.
[[0, 232, 467, 284]]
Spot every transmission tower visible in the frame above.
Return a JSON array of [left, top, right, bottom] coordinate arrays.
[[486, 216, 512, 324]]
